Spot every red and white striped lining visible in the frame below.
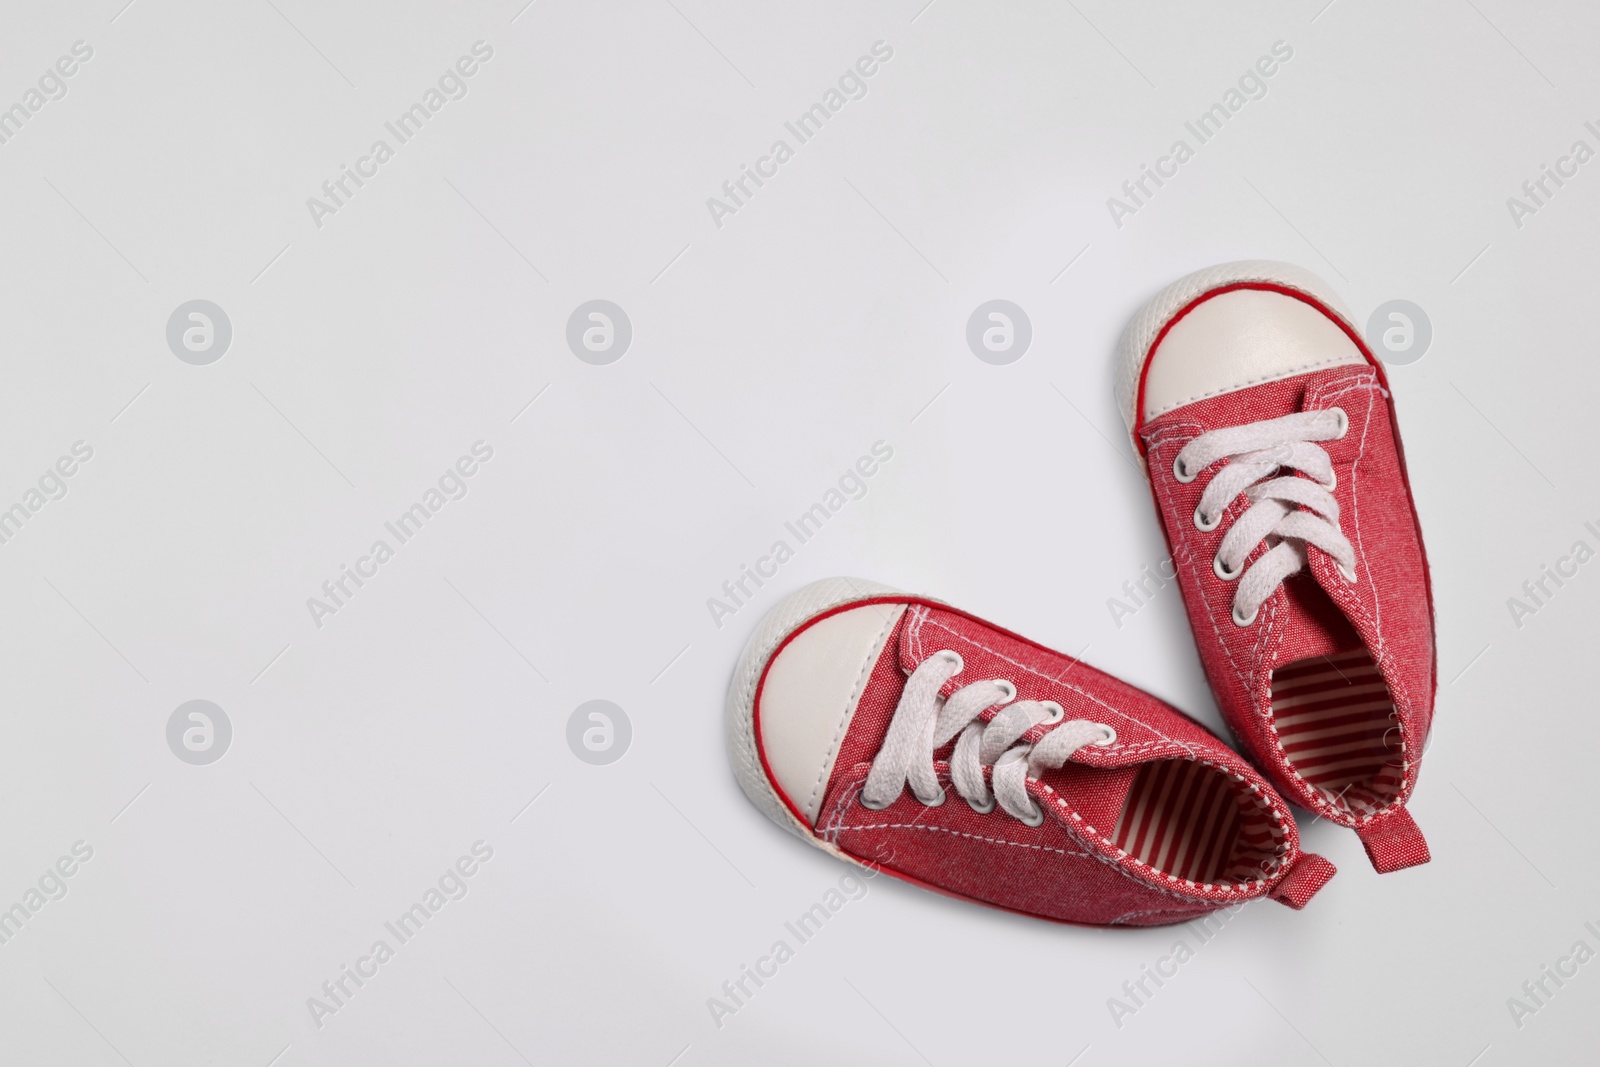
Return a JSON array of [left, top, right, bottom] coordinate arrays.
[[1270, 648, 1401, 816], [1112, 760, 1279, 885]]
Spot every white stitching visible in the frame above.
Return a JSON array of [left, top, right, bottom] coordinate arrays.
[[913, 615, 1195, 753], [825, 779, 1210, 905], [906, 605, 929, 666], [840, 822, 1087, 858], [1108, 906, 1214, 925]]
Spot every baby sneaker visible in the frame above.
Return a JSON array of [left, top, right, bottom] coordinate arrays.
[[726, 578, 1335, 926], [1114, 261, 1435, 873]]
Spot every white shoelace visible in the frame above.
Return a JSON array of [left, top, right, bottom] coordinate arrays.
[[1173, 408, 1356, 627], [861, 650, 1115, 826]]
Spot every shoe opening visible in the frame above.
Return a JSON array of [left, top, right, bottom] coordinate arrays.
[[1271, 647, 1402, 817], [1112, 759, 1281, 886]]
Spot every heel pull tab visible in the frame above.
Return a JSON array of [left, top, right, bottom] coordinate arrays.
[[1269, 853, 1337, 909], [1356, 807, 1431, 873]]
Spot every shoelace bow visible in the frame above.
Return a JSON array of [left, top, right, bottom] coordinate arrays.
[[1173, 407, 1356, 626], [861, 650, 1115, 826]]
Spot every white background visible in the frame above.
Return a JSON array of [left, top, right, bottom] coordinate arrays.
[[0, 1, 1594, 1064]]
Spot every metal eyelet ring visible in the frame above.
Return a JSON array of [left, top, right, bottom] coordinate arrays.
[[1093, 724, 1118, 747], [1232, 601, 1259, 627], [966, 794, 996, 815], [992, 679, 1017, 703], [1214, 555, 1242, 581], [1039, 701, 1065, 725], [1194, 505, 1220, 532], [1329, 407, 1349, 439], [915, 787, 946, 808], [1018, 804, 1046, 828], [1172, 453, 1197, 484], [860, 791, 893, 810], [937, 649, 964, 675]]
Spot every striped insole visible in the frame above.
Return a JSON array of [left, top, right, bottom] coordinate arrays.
[[1270, 647, 1401, 816], [1112, 759, 1279, 885]]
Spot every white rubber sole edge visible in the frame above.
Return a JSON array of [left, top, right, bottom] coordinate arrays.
[[724, 576, 900, 848], [1111, 260, 1358, 452]]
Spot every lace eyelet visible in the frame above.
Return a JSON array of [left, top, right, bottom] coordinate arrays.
[[1231, 602, 1259, 627], [1017, 804, 1045, 828], [1329, 407, 1349, 439], [1214, 555, 1241, 582], [860, 791, 893, 810], [966, 794, 996, 815], [1338, 562, 1358, 584], [915, 787, 946, 808], [936, 649, 964, 675], [1039, 701, 1065, 725], [1193, 505, 1220, 532], [992, 679, 1017, 703], [1093, 724, 1118, 747], [1172, 453, 1198, 484]]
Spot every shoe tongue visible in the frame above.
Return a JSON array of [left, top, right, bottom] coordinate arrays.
[[1277, 573, 1362, 662]]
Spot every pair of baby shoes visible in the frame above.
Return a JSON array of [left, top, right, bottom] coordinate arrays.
[[725, 261, 1436, 926]]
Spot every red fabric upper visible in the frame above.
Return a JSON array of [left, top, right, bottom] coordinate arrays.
[[754, 598, 1335, 926], [1137, 339, 1436, 873]]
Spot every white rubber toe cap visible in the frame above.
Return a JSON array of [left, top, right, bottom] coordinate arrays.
[[756, 602, 907, 826], [726, 577, 906, 838], [1113, 260, 1366, 441], [1140, 288, 1366, 423]]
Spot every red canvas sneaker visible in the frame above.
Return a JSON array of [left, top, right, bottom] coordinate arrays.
[[726, 578, 1335, 927], [1114, 261, 1436, 874]]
